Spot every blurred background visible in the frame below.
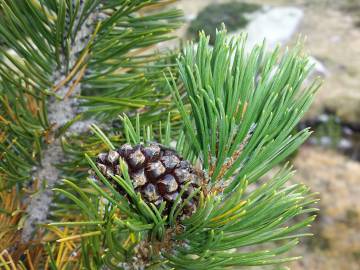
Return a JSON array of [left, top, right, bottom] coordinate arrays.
[[168, 0, 360, 269]]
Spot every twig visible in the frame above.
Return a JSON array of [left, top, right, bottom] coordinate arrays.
[[21, 2, 100, 242]]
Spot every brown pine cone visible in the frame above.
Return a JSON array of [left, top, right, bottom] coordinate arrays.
[[95, 143, 205, 219]]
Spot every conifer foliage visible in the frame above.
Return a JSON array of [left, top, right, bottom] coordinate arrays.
[[0, 0, 321, 269], [50, 30, 319, 269], [0, 0, 182, 255]]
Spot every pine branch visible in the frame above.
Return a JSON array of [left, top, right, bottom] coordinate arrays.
[[50, 115, 318, 269], [47, 27, 320, 268], [0, 2, 321, 268], [21, 1, 100, 242], [0, 0, 182, 243], [168, 27, 321, 191]]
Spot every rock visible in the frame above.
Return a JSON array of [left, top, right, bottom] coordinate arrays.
[[308, 56, 329, 77], [288, 146, 360, 270], [238, 7, 304, 49], [187, 2, 261, 45], [296, 7, 360, 123], [325, 93, 360, 124]]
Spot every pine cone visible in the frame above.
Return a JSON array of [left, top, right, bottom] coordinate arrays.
[[95, 143, 205, 219]]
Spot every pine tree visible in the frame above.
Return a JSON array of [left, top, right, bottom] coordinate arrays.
[[0, 1, 321, 269]]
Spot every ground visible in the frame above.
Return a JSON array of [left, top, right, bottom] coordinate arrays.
[[290, 146, 360, 270]]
